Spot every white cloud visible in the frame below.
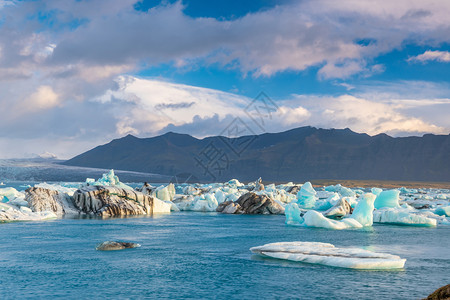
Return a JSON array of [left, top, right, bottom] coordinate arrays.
[[97, 76, 448, 138], [21, 85, 60, 111], [408, 50, 450, 63]]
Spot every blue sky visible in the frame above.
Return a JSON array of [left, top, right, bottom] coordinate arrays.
[[0, 0, 450, 158]]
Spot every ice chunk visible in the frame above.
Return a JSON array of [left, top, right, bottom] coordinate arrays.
[[324, 184, 356, 197], [434, 206, 450, 217], [88, 170, 133, 190], [296, 182, 317, 209], [250, 242, 406, 269], [1, 202, 57, 222], [303, 210, 363, 229], [373, 208, 437, 227], [0, 187, 24, 203], [350, 193, 376, 226], [374, 189, 400, 209], [371, 187, 383, 196], [285, 203, 303, 225], [155, 184, 175, 201]]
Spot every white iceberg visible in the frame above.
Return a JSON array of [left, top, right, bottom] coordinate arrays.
[[250, 241, 406, 269], [1, 202, 57, 222], [373, 208, 437, 227], [303, 210, 363, 229], [324, 184, 356, 197]]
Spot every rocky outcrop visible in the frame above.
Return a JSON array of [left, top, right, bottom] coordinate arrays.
[[25, 187, 78, 216], [323, 198, 353, 219], [72, 186, 171, 217], [96, 241, 141, 251], [217, 192, 285, 215], [424, 284, 450, 300]]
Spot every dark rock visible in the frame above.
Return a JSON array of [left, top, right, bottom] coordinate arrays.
[[217, 192, 284, 215], [423, 284, 450, 300], [96, 241, 141, 251]]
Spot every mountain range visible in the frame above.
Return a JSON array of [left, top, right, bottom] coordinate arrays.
[[63, 126, 450, 182]]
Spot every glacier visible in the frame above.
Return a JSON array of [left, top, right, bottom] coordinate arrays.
[[250, 241, 406, 269]]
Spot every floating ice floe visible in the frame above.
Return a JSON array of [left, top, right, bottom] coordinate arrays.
[[373, 208, 437, 227], [250, 241, 406, 269]]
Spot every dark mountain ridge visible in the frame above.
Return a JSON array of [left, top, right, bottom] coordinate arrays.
[[63, 127, 450, 182]]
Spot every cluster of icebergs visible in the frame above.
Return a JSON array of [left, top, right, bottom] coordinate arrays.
[[1, 170, 449, 228]]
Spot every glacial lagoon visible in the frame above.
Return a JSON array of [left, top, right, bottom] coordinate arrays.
[[0, 212, 449, 299], [1, 166, 449, 299]]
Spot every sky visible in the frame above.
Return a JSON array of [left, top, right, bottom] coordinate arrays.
[[0, 0, 450, 159]]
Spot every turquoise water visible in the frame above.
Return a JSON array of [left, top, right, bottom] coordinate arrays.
[[0, 212, 449, 299]]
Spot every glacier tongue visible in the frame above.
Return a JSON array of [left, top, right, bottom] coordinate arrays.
[[250, 241, 406, 269]]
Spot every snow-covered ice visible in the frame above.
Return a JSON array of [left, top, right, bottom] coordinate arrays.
[[250, 241, 406, 269]]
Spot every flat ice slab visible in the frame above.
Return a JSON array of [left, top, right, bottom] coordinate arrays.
[[250, 242, 406, 270]]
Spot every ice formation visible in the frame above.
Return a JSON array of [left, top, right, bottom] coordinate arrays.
[[435, 206, 450, 217], [285, 193, 376, 229], [250, 242, 406, 269], [373, 208, 437, 227], [1, 202, 57, 222], [350, 193, 376, 226], [88, 169, 133, 190], [325, 184, 356, 197], [285, 203, 303, 225], [374, 189, 400, 209], [296, 182, 317, 209]]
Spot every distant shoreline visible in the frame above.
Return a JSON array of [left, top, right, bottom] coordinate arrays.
[[309, 179, 450, 189]]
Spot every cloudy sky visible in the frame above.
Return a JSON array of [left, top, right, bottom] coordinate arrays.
[[0, 0, 450, 158]]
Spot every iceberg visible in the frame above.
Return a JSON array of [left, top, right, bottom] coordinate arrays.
[[250, 242, 406, 269], [303, 210, 363, 229], [350, 193, 376, 226], [0, 187, 24, 203], [285, 203, 303, 225], [373, 208, 437, 227], [324, 184, 356, 197], [88, 169, 133, 190], [1, 202, 57, 222], [285, 193, 376, 230], [296, 182, 317, 209], [435, 206, 450, 217], [374, 189, 400, 209]]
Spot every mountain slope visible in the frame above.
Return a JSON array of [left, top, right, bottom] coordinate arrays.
[[63, 127, 450, 182]]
